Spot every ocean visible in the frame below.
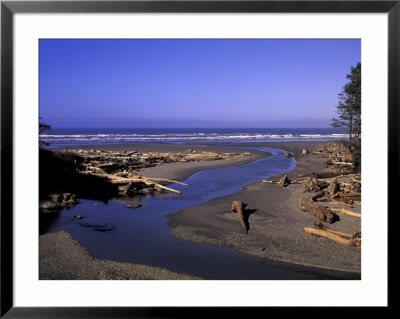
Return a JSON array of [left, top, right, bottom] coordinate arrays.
[[41, 127, 347, 148]]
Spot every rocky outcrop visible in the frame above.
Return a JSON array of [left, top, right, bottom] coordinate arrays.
[[40, 192, 80, 214]]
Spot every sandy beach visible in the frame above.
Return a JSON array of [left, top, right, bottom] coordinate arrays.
[[40, 140, 361, 279], [167, 141, 361, 274]]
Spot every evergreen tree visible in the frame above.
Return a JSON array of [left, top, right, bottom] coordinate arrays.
[[331, 62, 361, 144], [39, 117, 51, 146], [331, 63, 361, 169]]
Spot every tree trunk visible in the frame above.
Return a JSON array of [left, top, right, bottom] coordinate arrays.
[[298, 197, 339, 223], [231, 201, 248, 234], [279, 174, 290, 187], [329, 178, 339, 198]]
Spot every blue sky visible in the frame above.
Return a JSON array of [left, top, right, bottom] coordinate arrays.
[[39, 39, 360, 128]]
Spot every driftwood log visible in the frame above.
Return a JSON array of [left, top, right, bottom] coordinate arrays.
[[304, 227, 361, 247], [279, 174, 290, 187], [314, 221, 353, 238], [329, 207, 361, 218], [297, 172, 358, 179], [231, 201, 248, 234], [298, 197, 339, 223], [329, 178, 339, 198], [338, 192, 361, 202], [330, 199, 354, 208], [80, 172, 182, 194], [311, 191, 326, 201]]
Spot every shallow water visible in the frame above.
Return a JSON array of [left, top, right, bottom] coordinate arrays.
[[44, 146, 357, 279]]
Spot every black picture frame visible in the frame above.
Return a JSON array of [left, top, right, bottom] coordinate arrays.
[[1, 0, 395, 317]]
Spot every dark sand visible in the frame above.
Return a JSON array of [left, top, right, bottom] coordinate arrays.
[[40, 141, 360, 279], [40, 231, 201, 280], [167, 141, 361, 275]]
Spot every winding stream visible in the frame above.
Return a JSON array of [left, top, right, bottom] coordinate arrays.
[[44, 146, 356, 279]]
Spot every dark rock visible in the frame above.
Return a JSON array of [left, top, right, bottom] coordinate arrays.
[[39, 192, 80, 214], [124, 204, 143, 209]]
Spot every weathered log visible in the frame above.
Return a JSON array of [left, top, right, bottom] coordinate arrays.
[[298, 197, 339, 223], [262, 180, 279, 184], [145, 177, 188, 186], [148, 182, 182, 194], [279, 174, 290, 187], [338, 192, 361, 201], [311, 191, 326, 201], [303, 174, 322, 193], [330, 199, 354, 208], [83, 172, 182, 194], [304, 227, 360, 247], [231, 201, 248, 234], [329, 208, 361, 218], [263, 179, 304, 184], [329, 178, 339, 197], [331, 161, 354, 166], [297, 172, 358, 179], [314, 221, 352, 238]]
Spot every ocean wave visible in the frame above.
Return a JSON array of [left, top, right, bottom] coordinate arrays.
[[41, 131, 348, 146]]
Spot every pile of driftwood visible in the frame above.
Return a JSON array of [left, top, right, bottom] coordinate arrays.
[[263, 143, 361, 247], [80, 171, 186, 195], [59, 148, 249, 196], [309, 143, 355, 172], [65, 148, 249, 176]]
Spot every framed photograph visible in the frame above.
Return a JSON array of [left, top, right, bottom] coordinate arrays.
[[1, 0, 395, 316]]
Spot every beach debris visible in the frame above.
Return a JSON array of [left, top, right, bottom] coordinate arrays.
[[302, 148, 310, 155], [329, 199, 354, 208], [263, 176, 304, 185], [93, 203, 99, 207], [337, 192, 361, 202], [304, 222, 361, 247], [303, 173, 329, 193], [145, 177, 188, 186], [297, 172, 358, 179], [50, 148, 248, 197], [311, 190, 326, 201], [279, 174, 290, 187], [314, 143, 355, 173], [298, 196, 339, 223], [285, 151, 293, 158], [74, 215, 83, 219], [328, 207, 361, 218], [62, 148, 246, 176], [328, 178, 339, 198], [231, 201, 249, 234], [80, 172, 183, 195], [39, 192, 80, 214]]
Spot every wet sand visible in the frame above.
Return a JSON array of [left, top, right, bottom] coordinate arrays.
[[40, 140, 361, 279], [40, 231, 201, 280]]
